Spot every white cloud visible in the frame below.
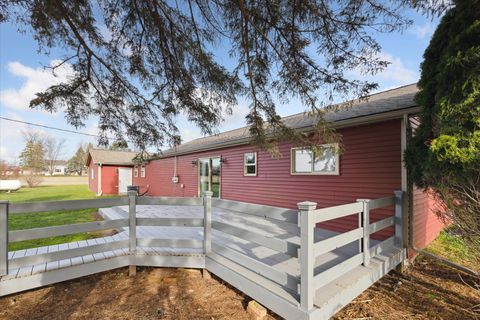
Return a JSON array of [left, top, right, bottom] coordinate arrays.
[[410, 22, 435, 40], [0, 60, 75, 111], [349, 51, 418, 89], [219, 104, 250, 131], [375, 52, 418, 84]]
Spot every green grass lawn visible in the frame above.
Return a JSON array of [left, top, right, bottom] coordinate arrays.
[[0, 185, 117, 251], [426, 229, 480, 272]]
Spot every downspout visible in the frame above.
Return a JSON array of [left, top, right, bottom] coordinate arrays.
[[96, 163, 103, 196], [403, 114, 479, 277]]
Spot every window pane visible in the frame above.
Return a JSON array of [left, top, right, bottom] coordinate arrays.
[[313, 147, 337, 172], [294, 149, 312, 172], [245, 153, 256, 164], [246, 165, 256, 175]]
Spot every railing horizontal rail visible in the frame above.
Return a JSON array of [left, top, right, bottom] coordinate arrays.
[[212, 199, 298, 223], [369, 216, 394, 235], [9, 240, 129, 269], [212, 243, 299, 292], [313, 253, 363, 291], [137, 238, 203, 248], [137, 196, 202, 206], [313, 202, 363, 224], [9, 219, 129, 242], [368, 196, 395, 210], [369, 236, 395, 257], [136, 217, 204, 227], [313, 227, 363, 257], [9, 197, 129, 214], [212, 221, 299, 257]]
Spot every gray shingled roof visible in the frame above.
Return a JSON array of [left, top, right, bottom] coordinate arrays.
[[157, 83, 419, 158], [87, 149, 138, 165]]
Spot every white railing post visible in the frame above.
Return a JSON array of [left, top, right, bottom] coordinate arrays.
[[203, 191, 213, 254], [356, 199, 370, 267], [0, 200, 8, 276], [128, 190, 137, 276], [298, 201, 317, 312], [394, 191, 405, 248]]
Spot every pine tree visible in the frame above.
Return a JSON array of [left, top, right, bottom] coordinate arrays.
[[0, 1, 444, 153], [405, 0, 480, 248], [67, 146, 87, 175]]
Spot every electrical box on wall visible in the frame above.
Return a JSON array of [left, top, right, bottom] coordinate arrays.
[[171, 176, 179, 184]]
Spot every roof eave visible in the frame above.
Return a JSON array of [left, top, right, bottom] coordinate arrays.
[[152, 105, 421, 159]]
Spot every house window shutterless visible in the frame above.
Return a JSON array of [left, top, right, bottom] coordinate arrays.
[[140, 165, 146, 178], [291, 144, 339, 175], [244, 152, 257, 176]]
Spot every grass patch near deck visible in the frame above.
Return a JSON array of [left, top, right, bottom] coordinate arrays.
[[0, 185, 118, 251], [426, 229, 480, 272]]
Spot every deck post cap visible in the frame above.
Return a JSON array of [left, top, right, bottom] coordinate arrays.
[[297, 201, 317, 211], [203, 191, 213, 197], [394, 190, 404, 197], [127, 190, 137, 197], [356, 198, 371, 202]]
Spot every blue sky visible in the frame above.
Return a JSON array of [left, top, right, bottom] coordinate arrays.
[[0, 8, 439, 163]]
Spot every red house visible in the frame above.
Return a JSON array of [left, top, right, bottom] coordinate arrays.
[[140, 84, 443, 249], [86, 149, 140, 195], [88, 84, 444, 249]]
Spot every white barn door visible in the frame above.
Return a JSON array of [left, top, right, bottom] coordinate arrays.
[[118, 167, 132, 194]]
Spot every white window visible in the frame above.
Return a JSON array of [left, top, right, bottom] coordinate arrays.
[[244, 152, 257, 176], [91, 168, 94, 179], [134, 165, 138, 177], [140, 165, 146, 178], [291, 144, 339, 175]]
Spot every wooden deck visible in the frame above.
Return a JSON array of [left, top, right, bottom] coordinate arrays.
[[0, 194, 406, 320]]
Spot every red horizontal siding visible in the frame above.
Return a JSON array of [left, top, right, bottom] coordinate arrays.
[[144, 120, 403, 238], [412, 188, 445, 249]]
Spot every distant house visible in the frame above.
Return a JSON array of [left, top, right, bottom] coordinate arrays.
[[44, 160, 68, 176], [86, 149, 138, 195]]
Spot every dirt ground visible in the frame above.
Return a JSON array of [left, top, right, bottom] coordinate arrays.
[[0, 257, 478, 320]]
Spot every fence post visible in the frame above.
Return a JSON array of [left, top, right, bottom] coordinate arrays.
[[202, 191, 213, 279], [298, 201, 317, 312], [356, 199, 370, 266], [0, 200, 8, 276], [128, 190, 137, 276], [394, 190, 405, 248]]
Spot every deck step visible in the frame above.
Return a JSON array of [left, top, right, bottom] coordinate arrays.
[[311, 247, 405, 318]]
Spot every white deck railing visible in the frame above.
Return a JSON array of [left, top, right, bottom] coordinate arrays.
[[297, 190, 405, 312], [0, 190, 405, 319]]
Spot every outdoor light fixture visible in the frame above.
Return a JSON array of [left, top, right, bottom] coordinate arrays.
[[191, 160, 198, 167], [219, 157, 226, 164]]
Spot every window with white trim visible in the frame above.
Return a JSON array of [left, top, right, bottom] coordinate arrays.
[[91, 168, 94, 179], [140, 165, 146, 178], [134, 165, 138, 177], [244, 152, 257, 176], [291, 144, 339, 175]]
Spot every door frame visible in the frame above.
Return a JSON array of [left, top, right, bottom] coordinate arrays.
[[197, 156, 221, 198], [118, 167, 133, 194]]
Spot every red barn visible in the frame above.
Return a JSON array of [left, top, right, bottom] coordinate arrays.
[[86, 149, 139, 195], [138, 84, 444, 250]]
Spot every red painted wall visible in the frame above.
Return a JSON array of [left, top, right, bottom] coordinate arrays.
[[144, 120, 403, 237], [87, 163, 133, 195], [411, 188, 445, 249]]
